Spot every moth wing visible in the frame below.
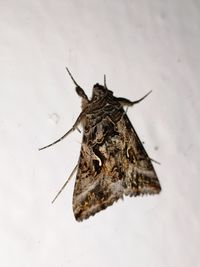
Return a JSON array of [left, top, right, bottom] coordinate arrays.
[[73, 114, 161, 221]]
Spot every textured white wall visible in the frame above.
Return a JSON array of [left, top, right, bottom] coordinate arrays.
[[0, 1, 199, 266]]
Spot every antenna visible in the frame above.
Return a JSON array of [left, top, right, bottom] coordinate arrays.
[[104, 74, 107, 88]]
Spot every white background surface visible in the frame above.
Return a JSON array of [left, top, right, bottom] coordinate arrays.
[[0, 1, 199, 266]]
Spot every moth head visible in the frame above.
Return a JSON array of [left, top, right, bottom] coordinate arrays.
[[91, 83, 112, 101]]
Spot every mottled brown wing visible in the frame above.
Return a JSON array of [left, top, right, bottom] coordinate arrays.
[[72, 114, 161, 221]]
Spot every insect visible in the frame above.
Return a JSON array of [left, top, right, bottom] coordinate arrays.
[[39, 68, 161, 221]]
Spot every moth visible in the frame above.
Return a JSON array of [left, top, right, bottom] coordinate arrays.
[[39, 68, 161, 222]]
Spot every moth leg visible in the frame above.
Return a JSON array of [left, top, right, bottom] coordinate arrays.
[[150, 158, 161, 165], [39, 109, 86, 151], [66, 67, 89, 102], [52, 164, 78, 204], [117, 90, 152, 107], [76, 87, 89, 101]]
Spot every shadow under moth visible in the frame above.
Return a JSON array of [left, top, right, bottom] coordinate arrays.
[[39, 68, 161, 222]]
